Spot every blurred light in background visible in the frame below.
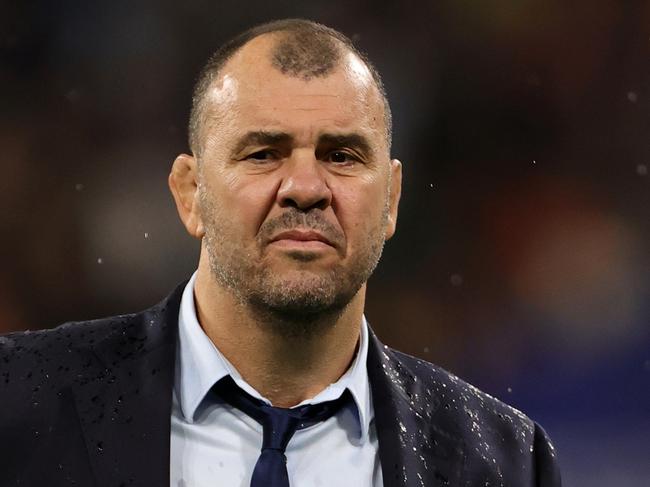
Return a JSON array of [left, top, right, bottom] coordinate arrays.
[[1, 1, 648, 484]]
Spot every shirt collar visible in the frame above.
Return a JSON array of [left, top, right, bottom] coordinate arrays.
[[174, 271, 373, 442]]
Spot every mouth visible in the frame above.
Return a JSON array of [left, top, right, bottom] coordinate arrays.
[[269, 229, 336, 250]]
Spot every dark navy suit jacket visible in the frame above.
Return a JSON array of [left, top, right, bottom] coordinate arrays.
[[0, 282, 561, 486]]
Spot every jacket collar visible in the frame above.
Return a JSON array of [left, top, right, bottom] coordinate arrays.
[[72, 283, 465, 487], [175, 272, 373, 443]]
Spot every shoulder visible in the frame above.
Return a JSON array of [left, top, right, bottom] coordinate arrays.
[[368, 328, 561, 484], [0, 280, 185, 390], [388, 345, 535, 431], [0, 313, 142, 393], [379, 344, 560, 482]]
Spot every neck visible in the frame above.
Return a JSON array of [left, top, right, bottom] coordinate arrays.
[[193, 263, 365, 408]]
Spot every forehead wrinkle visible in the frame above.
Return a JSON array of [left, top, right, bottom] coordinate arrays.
[[292, 93, 340, 98], [203, 48, 388, 156], [290, 107, 324, 112]]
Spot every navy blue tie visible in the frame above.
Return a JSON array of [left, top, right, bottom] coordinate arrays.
[[214, 376, 349, 487]]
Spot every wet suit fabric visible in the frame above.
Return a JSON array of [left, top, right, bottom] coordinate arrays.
[[0, 281, 562, 486]]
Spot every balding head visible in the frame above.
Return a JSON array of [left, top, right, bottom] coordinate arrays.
[[188, 19, 392, 157]]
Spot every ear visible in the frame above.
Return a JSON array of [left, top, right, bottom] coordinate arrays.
[[168, 153, 205, 239], [384, 158, 402, 240]]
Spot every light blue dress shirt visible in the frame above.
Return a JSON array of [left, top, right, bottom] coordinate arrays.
[[170, 272, 383, 486]]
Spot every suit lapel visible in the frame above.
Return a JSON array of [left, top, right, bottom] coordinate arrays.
[[71, 284, 184, 487], [367, 328, 465, 487], [70, 286, 464, 486]]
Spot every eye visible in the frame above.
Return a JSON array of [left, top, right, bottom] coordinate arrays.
[[326, 151, 358, 165], [246, 149, 277, 162]]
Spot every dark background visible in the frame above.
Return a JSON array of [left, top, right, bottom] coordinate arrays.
[[1, 1, 649, 485]]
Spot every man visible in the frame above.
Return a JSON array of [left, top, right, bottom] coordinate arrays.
[[0, 19, 561, 486]]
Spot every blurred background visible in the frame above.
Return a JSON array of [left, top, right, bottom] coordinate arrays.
[[1, 0, 648, 484]]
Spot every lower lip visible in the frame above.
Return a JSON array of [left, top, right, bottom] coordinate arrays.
[[270, 239, 333, 250]]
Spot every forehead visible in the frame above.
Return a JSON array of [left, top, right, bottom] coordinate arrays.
[[203, 35, 386, 144]]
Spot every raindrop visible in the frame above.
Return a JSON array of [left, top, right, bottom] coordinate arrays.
[[637, 164, 647, 176], [429, 183, 434, 189], [627, 91, 638, 103], [97, 258, 103, 264], [532, 159, 536, 164], [144, 232, 149, 239], [96, 441, 104, 452], [75, 183, 84, 192], [507, 387, 512, 393], [450, 274, 463, 287], [423, 346, 429, 353]]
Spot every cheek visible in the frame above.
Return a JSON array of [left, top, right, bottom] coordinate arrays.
[[333, 179, 388, 241], [207, 172, 278, 235]]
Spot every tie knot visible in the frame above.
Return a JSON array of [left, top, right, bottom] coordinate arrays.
[[214, 376, 348, 453]]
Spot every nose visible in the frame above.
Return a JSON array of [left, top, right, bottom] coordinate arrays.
[[276, 154, 332, 211]]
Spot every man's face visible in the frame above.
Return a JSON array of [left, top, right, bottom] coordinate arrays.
[[194, 36, 401, 321]]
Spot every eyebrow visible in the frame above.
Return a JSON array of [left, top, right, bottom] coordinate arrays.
[[232, 130, 374, 157], [317, 133, 374, 157], [233, 131, 294, 154]]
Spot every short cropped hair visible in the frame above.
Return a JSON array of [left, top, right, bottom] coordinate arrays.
[[188, 19, 392, 156]]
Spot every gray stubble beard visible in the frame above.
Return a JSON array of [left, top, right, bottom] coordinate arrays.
[[199, 188, 388, 338]]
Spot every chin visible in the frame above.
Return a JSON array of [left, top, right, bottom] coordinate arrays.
[[250, 272, 355, 323]]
